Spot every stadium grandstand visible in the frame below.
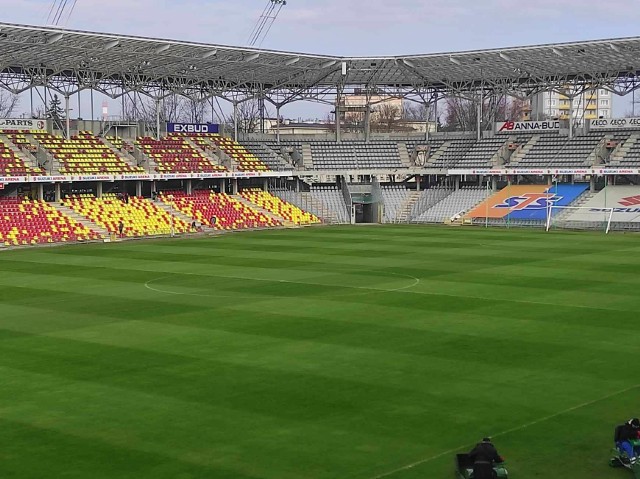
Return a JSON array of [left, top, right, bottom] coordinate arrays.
[[0, 21, 638, 241], [4, 14, 640, 479]]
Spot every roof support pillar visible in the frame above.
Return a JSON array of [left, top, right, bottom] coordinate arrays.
[[276, 104, 281, 144], [364, 101, 371, 143], [233, 101, 239, 142], [335, 89, 342, 144], [65, 94, 71, 140], [156, 98, 161, 139], [476, 93, 483, 142], [568, 98, 574, 139]]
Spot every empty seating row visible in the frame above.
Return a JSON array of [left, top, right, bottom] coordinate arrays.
[[137, 136, 226, 173], [310, 141, 402, 169], [381, 186, 411, 223], [175, 134, 269, 171], [63, 193, 189, 236], [241, 141, 288, 169], [240, 188, 320, 225], [158, 190, 280, 230], [0, 197, 101, 245], [414, 187, 487, 223], [34, 131, 144, 174], [309, 186, 350, 223], [0, 138, 44, 176]]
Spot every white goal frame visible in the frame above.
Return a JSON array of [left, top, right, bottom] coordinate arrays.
[[545, 205, 614, 234]]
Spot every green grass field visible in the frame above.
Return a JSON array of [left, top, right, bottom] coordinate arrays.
[[0, 225, 638, 479]]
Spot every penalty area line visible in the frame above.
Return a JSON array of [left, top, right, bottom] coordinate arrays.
[[368, 382, 640, 479]]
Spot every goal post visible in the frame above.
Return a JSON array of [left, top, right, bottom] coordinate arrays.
[[546, 205, 614, 234]]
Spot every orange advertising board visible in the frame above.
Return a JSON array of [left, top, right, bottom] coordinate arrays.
[[466, 185, 549, 218]]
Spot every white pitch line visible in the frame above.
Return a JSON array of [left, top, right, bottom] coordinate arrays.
[[143, 271, 632, 312], [368, 382, 640, 479], [143, 271, 421, 299]]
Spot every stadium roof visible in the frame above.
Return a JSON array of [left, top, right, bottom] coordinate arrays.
[[0, 22, 639, 103]]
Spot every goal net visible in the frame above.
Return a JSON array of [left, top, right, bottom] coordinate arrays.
[[546, 206, 614, 234]]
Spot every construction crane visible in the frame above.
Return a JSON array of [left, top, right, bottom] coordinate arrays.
[[45, 0, 78, 26], [247, 0, 287, 47]]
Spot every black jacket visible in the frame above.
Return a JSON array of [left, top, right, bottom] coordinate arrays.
[[615, 423, 639, 442], [469, 442, 502, 464]]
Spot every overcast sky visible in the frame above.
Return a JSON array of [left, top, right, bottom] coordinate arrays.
[[5, 0, 640, 118]]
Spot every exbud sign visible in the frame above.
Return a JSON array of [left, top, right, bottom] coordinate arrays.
[[166, 123, 219, 134], [495, 120, 560, 133]]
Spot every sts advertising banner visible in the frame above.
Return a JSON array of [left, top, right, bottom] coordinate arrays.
[[166, 123, 219, 134], [466, 184, 588, 220]]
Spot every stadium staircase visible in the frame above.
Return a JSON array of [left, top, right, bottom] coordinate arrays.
[[0, 133, 43, 174], [609, 133, 640, 166], [552, 190, 597, 222], [300, 191, 338, 223], [301, 144, 314, 168], [181, 136, 226, 169], [159, 190, 280, 230], [508, 135, 540, 165], [586, 136, 609, 166], [270, 188, 341, 224], [491, 136, 516, 167], [55, 203, 111, 237], [427, 141, 450, 166], [395, 191, 422, 222], [240, 188, 319, 225], [154, 201, 207, 229], [233, 194, 296, 227], [102, 137, 141, 170], [0, 198, 102, 246], [132, 144, 159, 173], [397, 143, 412, 167], [409, 187, 454, 221]]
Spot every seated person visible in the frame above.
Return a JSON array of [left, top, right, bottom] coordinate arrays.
[[468, 437, 504, 479], [615, 418, 640, 461]]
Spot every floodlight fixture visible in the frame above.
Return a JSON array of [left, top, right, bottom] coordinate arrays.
[[46, 33, 63, 44], [320, 60, 337, 69], [284, 57, 300, 66], [201, 49, 217, 59], [104, 40, 119, 50], [552, 48, 563, 57], [610, 43, 621, 53], [154, 44, 171, 54], [499, 52, 511, 61], [401, 58, 417, 68], [244, 53, 260, 62], [449, 56, 462, 65]]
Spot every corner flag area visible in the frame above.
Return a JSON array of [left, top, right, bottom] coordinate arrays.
[[0, 226, 637, 479]]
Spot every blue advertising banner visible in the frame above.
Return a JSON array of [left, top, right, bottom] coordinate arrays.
[[501, 184, 588, 220], [166, 123, 219, 134]]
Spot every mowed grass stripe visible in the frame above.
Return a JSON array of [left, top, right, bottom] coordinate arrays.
[[0, 225, 637, 479]]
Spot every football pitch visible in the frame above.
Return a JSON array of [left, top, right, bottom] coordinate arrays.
[[0, 225, 638, 479]]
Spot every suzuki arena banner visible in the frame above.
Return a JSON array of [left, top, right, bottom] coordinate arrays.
[[0, 118, 46, 131], [589, 117, 640, 130], [166, 123, 219, 134], [495, 120, 561, 133], [566, 185, 640, 223], [466, 184, 588, 220]]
